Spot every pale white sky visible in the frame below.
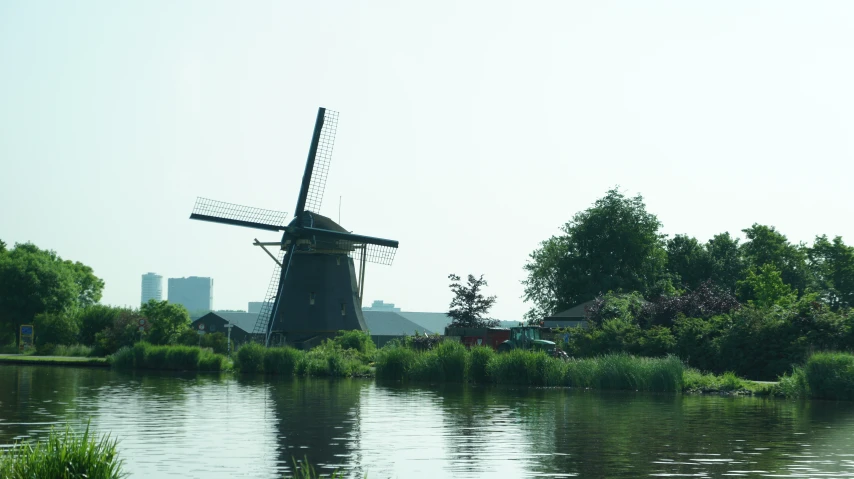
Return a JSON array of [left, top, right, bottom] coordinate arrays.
[[1, 1, 853, 320]]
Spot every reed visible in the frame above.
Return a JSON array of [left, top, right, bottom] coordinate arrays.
[[110, 343, 226, 371], [0, 424, 125, 479], [264, 347, 304, 376], [235, 342, 266, 373], [802, 351, 854, 400], [468, 346, 495, 384], [486, 349, 565, 387], [374, 345, 417, 381]]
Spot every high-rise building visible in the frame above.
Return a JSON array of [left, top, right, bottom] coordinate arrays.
[[141, 273, 163, 306], [248, 301, 272, 313], [168, 276, 213, 314]]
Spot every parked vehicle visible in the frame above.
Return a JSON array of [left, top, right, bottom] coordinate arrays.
[[444, 325, 567, 359], [443, 326, 510, 350]]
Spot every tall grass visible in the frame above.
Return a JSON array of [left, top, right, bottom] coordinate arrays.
[[0, 424, 125, 479], [802, 351, 854, 400], [34, 344, 94, 357], [374, 345, 417, 381], [236, 341, 372, 378], [468, 346, 495, 383], [110, 343, 226, 371]]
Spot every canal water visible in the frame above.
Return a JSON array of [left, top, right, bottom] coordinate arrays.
[[1, 365, 854, 478]]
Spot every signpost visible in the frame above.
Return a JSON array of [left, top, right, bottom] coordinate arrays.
[[19, 325, 34, 352], [224, 322, 234, 357], [198, 323, 205, 347]]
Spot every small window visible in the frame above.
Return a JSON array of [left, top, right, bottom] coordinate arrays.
[[340, 303, 346, 316], [310, 292, 316, 306]]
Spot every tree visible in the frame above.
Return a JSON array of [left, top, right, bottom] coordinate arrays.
[[666, 235, 711, 290], [64, 261, 104, 308], [522, 188, 668, 319], [808, 235, 854, 309], [77, 305, 123, 346], [447, 274, 497, 328], [0, 239, 6, 254], [736, 264, 797, 309], [94, 308, 144, 355], [705, 232, 746, 293], [741, 224, 811, 295], [0, 243, 80, 344], [141, 300, 191, 345], [33, 311, 80, 348]]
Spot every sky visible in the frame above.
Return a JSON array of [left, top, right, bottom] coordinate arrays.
[[1, 1, 853, 321]]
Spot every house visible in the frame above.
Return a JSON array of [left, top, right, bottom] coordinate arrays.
[[542, 300, 595, 329], [361, 311, 434, 348], [190, 312, 256, 346]]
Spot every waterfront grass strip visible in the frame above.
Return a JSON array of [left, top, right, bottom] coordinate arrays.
[[0, 424, 125, 479], [110, 343, 226, 372], [0, 354, 108, 367]]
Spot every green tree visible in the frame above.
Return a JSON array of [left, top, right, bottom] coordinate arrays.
[[94, 308, 144, 355], [33, 311, 80, 349], [705, 232, 746, 293], [141, 300, 191, 345], [0, 239, 6, 254], [741, 224, 811, 295], [523, 188, 667, 319], [808, 235, 854, 310], [666, 234, 711, 290], [77, 305, 123, 346], [0, 243, 80, 344], [64, 261, 104, 308], [736, 264, 797, 309], [447, 274, 498, 328]]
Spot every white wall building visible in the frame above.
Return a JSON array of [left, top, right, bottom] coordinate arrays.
[[141, 272, 163, 305]]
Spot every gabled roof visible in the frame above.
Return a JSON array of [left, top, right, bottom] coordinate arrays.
[[362, 311, 434, 336], [548, 300, 596, 320], [194, 312, 260, 334]]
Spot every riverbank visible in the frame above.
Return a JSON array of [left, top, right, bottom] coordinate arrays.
[[0, 354, 109, 368]]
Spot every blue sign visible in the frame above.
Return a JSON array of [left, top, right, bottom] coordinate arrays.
[[21, 326, 33, 335]]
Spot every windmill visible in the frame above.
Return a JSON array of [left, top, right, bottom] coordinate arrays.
[[189, 108, 399, 348]]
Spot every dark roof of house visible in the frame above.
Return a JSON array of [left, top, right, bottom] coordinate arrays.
[[193, 312, 258, 334], [363, 311, 434, 336], [548, 300, 596, 320]]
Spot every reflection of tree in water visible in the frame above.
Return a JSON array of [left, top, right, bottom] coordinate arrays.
[[426, 386, 854, 479], [255, 377, 368, 478]]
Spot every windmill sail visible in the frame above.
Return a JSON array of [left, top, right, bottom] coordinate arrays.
[[252, 248, 287, 338], [294, 108, 338, 216], [191, 197, 288, 231]]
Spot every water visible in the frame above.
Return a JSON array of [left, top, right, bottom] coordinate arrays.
[[2, 365, 854, 478]]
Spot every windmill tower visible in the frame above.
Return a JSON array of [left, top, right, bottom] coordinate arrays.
[[189, 108, 399, 348]]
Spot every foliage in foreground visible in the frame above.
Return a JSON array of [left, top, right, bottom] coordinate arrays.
[[110, 343, 226, 371], [0, 424, 125, 479], [775, 351, 854, 400], [235, 331, 375, 378]]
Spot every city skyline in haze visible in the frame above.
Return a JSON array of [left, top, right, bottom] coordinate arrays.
[[2, 2, 853, 321]]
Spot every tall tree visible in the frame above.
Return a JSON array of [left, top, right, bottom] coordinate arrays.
[[705, 232, 746, 293], [64, 261, 104, 308], [0, 243, 80, 344], [808, 235, 854, 309], [141, 300, 191, 345], [0, 239, 6, 254], [523, 188, 667, 319], [741, 224, 811, 295], [447, 274, 498, 328], [666, 234, 711, 290]]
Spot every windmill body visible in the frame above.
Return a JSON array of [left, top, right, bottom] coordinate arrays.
[[189, 108, 398, 348]]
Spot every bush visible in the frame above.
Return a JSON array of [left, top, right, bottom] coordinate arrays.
[[235, 342, 266, 374], [803, 351, 854, 400], [53, 344, 94, 357], [0, 424, 125, 479], [333, 330, 375, 355], [436, 340, 468, 382], [564, 354, 683, 392]]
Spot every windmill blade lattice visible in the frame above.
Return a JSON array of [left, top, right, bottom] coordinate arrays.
[[253, 248, 286, 338], [191, 197, 288, 231], [349, 242, 398, 266], [303, 109, 338, 214]]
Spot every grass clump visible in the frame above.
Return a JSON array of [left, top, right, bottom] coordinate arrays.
[[235, 342, 267, 373], [375, 344, 417, 381], [487, 349, 565, 387], [109, 342, 225, 371], [468, 346, 495, 383], [0, 423, 125, 479], [802, 351, 854, 400], [683, 368, 753, 393], [264, 347, 303, 376]]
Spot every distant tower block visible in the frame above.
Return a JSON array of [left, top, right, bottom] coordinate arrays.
[[167, 276, 214, 314], [141, 272, 163, 305]]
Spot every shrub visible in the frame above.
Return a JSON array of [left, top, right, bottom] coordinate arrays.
[[333, 330, 375, 355], [53, 344, 94, 357], [0, 424, 125, 479], [109, 347, 134, 369], [110, 343, 225, 371], [236, 342, 266, 374], [435, 340, 468, 382], [198, 350, 226, 371], [563, 354, 683, 392], [487, 349, 565, 387]]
